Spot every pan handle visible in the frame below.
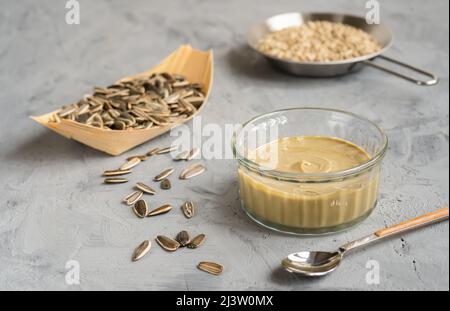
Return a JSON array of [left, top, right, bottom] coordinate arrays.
[[363, 55, 439, 86]]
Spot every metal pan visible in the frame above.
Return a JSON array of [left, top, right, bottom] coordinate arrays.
[[247, 12, 438, 86]]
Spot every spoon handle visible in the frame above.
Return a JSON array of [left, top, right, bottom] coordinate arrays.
[[339, 207, 449, 253], [374, 207, 449, 237]]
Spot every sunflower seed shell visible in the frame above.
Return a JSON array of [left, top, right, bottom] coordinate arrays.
[[180, 163, 205, 180], [175, 230, 191, 247], [135, 182, 156, 195], [154, 168, 174, 181], [197, 262, 223, 275], [123, 190, 143, 205], [187, 234, 205, 249], [132, 240, 151, 262], [120, 157, 141, 170], [104, 177, 128, 184], [182, 201, 195, 218], [103, 169, 132, 177], [133, 199, 148, 218], [156, 235, 180, 252], [160, 178, 171, 190], [147, 204, 173, 217]]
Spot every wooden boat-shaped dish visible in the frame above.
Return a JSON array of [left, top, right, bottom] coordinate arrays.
[[31, 45, 213, 155]]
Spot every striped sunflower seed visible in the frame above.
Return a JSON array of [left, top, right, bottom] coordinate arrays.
[[136, 182, 156, 195], [104, 177, 128, 184], [175, 230, 191, 247], [126, 155, 148, 161], [156, 145, 178, 154], [132, 240, 151, 262], [154, 168, 174, 181], [102, 169, 132, 177], [174, 150, 190, 161], [187, 234, 205, 249], [182, 201, 195, 218], [147, 204, 173, 217], [197, 262, 224, 275], [120, 157, 141, 170], [180, 163, 205, 179], [156, 235, 180, 252], [146, 147, 160, 156], [133, 199, 148, 218], [186, 148, 200, 161], [123, 190, 143, 205]]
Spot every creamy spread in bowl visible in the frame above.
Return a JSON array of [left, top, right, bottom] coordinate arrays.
[[233, 108, 388, 235]]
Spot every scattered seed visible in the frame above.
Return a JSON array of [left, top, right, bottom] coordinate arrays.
[[187, 234, 205, 249], [154, 168, 174, 181], [156, 235, 180, 252], [123, 190, 143, 205], [180, 163, 205, 179], [133, 199, 148, 218], [104, 177, 128, 184], [132, 240, 151, 262], [197, 262, 223, 275], [156, 145, 178, 154], [174, 150, 189, 161], [147, 204, 173, 217], [102, 169, 132, 177], [146, 147, 160, 156], [126, 155, 148, 161], [186, 148, 200, 161], [160, 178, 171, 190], [182, 201, 195, 218], [175, 230, 191, 247], [120, 157, 141, 170], [136, 182, 156, 195]]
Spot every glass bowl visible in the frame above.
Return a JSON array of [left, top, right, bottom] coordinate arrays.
[[232, 108, 388, 235]]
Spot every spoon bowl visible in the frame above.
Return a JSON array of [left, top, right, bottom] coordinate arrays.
[[282, 251, 342, 277]]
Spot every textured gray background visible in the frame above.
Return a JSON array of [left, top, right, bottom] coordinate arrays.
[[0, 0, 448, 291]]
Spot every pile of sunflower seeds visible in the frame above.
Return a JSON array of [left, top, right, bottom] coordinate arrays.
[[51, 73, 205, 130]]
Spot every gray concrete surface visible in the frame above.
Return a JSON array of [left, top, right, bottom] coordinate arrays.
[[0, 0, 448, 291]]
